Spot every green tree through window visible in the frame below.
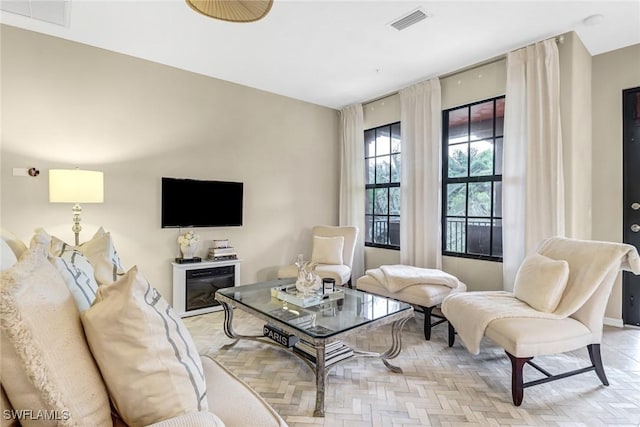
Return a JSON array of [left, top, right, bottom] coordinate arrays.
[[442, 97, 504, 260], [365, 122, 400, 249]]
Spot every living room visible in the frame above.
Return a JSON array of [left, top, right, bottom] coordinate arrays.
[[1, 1, 639, 425]]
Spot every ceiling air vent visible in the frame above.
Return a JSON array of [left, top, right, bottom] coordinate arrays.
[[0, 0, 70, 26], [390, 8, 427, 31]]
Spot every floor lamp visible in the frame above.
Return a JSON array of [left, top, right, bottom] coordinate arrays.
[[49, 169, 104, 245]]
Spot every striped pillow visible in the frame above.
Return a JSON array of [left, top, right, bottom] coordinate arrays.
[[49, 234, 99, 311], [78, 227, 126, 286], [81, 266, 208, 426]]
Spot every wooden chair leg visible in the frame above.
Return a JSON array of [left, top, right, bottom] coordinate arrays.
[[448, 322, 455, 347], [588, 344, 609, 386], [422, 306, 434, 340], [506, 352, 532, 406]]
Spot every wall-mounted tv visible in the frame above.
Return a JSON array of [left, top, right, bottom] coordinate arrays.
[[161, 177, 243, 228]]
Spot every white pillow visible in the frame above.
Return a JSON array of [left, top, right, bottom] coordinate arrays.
[[78, 227, 126, 286], [1, 239, 17, 271], [48, 234, 99, 312], [81, 266, 208, 426], [0, 230, 112, 427], [513, 253, 570, 313], [311, 236, 344, 265]]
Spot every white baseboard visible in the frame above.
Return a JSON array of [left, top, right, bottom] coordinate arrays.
[[603, 317, 624, 328]]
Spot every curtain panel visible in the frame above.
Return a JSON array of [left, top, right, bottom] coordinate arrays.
[[339, 104, 365, 279], [503, 38, 565, 290], [399, 78, 442, 269]]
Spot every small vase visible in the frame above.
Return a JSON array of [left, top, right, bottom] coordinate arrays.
[[180, 243, 197, 259]]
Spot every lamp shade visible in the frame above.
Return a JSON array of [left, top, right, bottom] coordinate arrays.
[[49, 169, 104, 203], [185, 0, 272, 22]]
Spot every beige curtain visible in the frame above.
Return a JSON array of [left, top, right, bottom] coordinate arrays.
[[339, 104, 365, 279], [503, 39, 565, 290], [399, 79, 442, 268]]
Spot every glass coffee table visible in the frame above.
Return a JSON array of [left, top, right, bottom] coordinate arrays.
[[215, 278, 414, 417]]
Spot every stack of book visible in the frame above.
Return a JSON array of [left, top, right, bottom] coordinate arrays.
[[292, 340, 353, 365], [207, 246, 237, 261]]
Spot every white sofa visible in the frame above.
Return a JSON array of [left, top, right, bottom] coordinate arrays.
[[0, 228, 287, 427]]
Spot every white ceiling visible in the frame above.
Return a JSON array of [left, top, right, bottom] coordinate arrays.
[[1, 0, 639, 109]]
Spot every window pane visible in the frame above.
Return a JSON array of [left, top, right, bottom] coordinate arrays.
[[495, 98, 505, 137], [366, 188, 373, 215], [376, 156, 390, 184], [495, 137, 503, 175], [447, 183, 466, 216], [365, 215, 373, 243], [374, 188, 388, 215], [468, 182, 491, 217], [492, 219, 503, 257], [470, 140, 493, 176], [448, 144, 468, 178], [365, 129, 375, 158], [445, 217, 465, 253], [448, 107, 468, 143], [389, 187, 400, 215], [493, 182, 502, 217], [391, 123, 401, 153], [373, 216, 388, 244], [366, 158, 375, 184], [390, 154, 401, 182], [467, 218, 491, 255], [470, 101, 494, 140], [375, 128, 390, 156], [389, 216, 400, 246]]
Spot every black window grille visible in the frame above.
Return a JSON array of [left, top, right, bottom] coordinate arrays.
[[442, 96, 504, 261]]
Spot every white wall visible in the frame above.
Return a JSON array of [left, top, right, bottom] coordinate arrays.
[[592, 43, 640, 320], [0, 25, 340, 303]]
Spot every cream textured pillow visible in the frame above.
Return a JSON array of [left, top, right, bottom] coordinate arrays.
[[513, 253, 570, 312], [78, 227, 126, 286], [81, 266, 208, 426], [311, 236, 344, 265], [0, 231, 112, 427]]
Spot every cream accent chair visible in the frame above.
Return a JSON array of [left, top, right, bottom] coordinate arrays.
[[278, 225, 358, 287], [442, 237, 640, 406]]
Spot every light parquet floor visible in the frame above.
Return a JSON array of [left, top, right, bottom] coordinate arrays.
[[184, 310, 640, 427]]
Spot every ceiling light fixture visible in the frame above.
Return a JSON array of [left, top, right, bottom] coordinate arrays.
[[390, 8, 427, 31], [185, 0, 273, 23]]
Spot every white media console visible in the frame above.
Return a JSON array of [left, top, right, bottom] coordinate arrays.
[[172, 259, 242, 318]]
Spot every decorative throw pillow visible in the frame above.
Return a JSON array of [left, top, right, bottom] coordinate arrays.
[[311, 236, 344, 265], [513, 253, 570, 312], [78, 227, 126, 286], [0, 231, 112, 427], [81, 266, 208, 426], [48, 234, 99, 312], [1, 239, 17, 271]]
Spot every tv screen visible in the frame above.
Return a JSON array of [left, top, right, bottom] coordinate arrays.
[[161, 177, 243, 228]]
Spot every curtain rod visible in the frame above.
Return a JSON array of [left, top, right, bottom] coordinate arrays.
[[362, 34, 565, 107]]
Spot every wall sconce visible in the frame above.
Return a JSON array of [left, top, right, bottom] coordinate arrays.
[[49, 169, 104, 245]]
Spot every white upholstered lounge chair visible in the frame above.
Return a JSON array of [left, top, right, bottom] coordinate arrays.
[[278, 225, 358, 287], [442, 237, 640, 406]]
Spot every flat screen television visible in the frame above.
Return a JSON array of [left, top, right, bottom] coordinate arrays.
[[161, 177, 243, 228]]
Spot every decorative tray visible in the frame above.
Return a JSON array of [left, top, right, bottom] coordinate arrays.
[[271, 284, 344, 308]]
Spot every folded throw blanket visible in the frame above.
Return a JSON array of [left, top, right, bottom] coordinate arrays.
[[442, 237, 640, 355], [365, 264, 461, 293]]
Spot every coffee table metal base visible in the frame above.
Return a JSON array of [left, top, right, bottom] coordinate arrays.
[[218, 301, 413, 417]]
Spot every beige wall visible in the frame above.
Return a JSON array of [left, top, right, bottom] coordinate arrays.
[[0, 25, 340, 303], [362, 60, 506, 291], [592, 43, 640, 321]]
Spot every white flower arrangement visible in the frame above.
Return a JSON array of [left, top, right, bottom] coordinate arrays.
[[178, 230, 200, 246]]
